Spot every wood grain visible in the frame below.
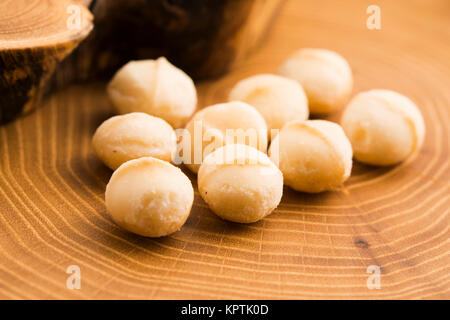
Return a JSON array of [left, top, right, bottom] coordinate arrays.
[[0, 0, 449, 299]]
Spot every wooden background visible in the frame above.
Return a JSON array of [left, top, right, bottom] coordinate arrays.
[[0, 0, 449, 299]]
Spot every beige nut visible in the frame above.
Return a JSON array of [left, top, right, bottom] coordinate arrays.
[[107, 57, 197, 128], [105, 157, 194, 237], [269, 120, 353, 193], [183, 101, 268, 173], [341, 89, 425, 166], [229, 74, 309, 140], [92, 112, 177, 170], [278, 48, 353, 114], [198, 144, 283, 223]]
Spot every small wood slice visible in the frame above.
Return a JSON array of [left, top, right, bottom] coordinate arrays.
[[0, 0, 93, 124]]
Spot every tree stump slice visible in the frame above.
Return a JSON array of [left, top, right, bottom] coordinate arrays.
[[0, 0, 93, 124], [0, 0, 449, 299]]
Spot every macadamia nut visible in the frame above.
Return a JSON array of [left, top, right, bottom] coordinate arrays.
[[341, 89, 425, 166], [105, 157, 194, 237], [278, 48, 353, 114], [269, 120, 352, 193], [183, 101, 268, 173], [107, 57, 197, 128], [93, 112, 177, 170], [229, 74, 309, 140], [198, 144, 283, 223]]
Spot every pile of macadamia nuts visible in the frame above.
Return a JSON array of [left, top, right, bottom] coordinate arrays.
[[93, 50, 425, 237]]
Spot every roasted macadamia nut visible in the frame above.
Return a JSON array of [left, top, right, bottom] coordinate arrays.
[[229, 74, 309, 140], [278, 48, 353, 114], [269, 120, 352, 193], [183, 101, 268, 173], [198, 144, 283, 223], [105, 157, 194, 237], [107, 57, 197, 128], [93, 112, 177, 170], [341, 89, 425, 166]]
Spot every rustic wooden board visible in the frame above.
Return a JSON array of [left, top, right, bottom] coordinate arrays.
[[0, 0, 449, 299]]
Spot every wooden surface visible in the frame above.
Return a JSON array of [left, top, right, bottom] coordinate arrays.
[[0, 0, 449, 299]]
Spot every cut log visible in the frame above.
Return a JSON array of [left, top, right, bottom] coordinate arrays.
[[58, 0, 286, 82], [0, 0, 93, 124]]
